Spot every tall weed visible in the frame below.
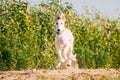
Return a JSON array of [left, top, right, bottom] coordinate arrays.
[[0, 0, 120, 70]]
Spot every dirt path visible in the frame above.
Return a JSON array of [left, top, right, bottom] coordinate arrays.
[[0, 68, 120, 80]]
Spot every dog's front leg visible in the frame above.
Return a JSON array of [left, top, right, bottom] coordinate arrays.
[[56, 49, 65, 69], [63, 43, 70, 61], [63, 45, 72, 66]]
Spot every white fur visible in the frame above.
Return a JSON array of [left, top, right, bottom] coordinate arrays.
[[55, 13, 76, 69]]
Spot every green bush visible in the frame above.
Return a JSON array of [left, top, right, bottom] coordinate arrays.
[[0, 0, 120, 70]]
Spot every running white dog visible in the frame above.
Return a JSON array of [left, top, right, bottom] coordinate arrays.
[[55, 13, 76, 69]]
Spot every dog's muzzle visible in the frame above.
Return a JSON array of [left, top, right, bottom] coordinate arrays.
[[56, 29, 64, 35], [56, 29, 60, 35]]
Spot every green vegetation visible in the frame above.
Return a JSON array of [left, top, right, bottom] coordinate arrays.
[[0, 0, 120, 70]]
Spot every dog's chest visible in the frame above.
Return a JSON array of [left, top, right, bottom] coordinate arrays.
[[56, 35, 68, 49], [58, 36, 64, 44]]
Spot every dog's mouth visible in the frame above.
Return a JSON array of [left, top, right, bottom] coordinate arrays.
[[56, 31, 60, 35]]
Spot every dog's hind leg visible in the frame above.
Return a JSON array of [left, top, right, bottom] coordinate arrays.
[[63, 44, 70, 61], [67, 59, 72, 66], [67, 44, 76, 66]]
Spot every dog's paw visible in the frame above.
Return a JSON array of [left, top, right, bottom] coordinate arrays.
[[67, 64, 71, 66], [55, 66, 60, 69], [67, 60, 71, 66], [55, 64, 61, 69]]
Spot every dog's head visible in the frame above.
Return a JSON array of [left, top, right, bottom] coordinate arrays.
[[55, 13, 66, 35]]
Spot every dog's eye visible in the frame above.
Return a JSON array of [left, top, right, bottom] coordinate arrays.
[[61, 23, 63, 24], [56, 22, 58, 25]]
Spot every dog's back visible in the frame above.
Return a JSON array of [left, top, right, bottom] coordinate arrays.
[[64, 28, 74, 44]]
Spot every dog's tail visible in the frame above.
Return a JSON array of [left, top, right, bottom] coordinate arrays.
[[71, 54, 77, 62]]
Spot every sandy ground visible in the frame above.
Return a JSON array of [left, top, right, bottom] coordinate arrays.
[[0, 68, 120, 80]]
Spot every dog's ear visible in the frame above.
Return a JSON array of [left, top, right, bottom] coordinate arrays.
[[61, 13, 66, 22], [55, 13, 66, 22]]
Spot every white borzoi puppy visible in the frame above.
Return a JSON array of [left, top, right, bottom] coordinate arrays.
[[55, 13, 76, 69]]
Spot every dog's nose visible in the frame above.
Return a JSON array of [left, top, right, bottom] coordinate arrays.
[[57, 29, 60, 32]]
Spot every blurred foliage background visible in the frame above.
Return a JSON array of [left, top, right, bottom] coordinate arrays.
[[0, 0, 120, 70]]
